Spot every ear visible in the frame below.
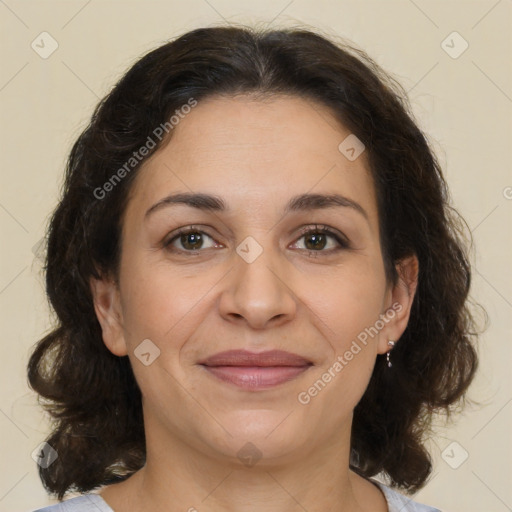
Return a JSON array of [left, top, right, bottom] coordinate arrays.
[[89, 275, 128, 356], [377, 254, 419, 355]]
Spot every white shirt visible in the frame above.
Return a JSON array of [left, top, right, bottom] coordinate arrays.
[[32, 480, 441, 512]]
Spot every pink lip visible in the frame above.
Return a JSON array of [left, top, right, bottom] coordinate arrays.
[[199, 350, 313, 390], [199, 349, 311, 367], [203, 366, 311, 390]]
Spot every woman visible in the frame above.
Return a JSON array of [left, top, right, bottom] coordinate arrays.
[[29, 25, 479, 512]]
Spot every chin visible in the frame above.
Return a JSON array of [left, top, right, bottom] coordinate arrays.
[[202, 410, 309, 465]]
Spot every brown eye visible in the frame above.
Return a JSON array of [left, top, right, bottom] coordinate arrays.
[[179, 232, 204, 250], [292, 225, 349, 254], [303, 232, 328, 251], [164, 228, 218, 253]]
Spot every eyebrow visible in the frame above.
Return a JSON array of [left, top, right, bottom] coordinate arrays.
[[145, 192, 369, 221]]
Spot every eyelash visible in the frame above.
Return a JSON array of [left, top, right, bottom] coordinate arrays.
[[163, 224, 350, 257]]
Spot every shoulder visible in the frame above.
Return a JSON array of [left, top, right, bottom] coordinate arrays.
[[32, 484, 442, 512], [32, 494, 113, 512], [370, 479, 442, 512]]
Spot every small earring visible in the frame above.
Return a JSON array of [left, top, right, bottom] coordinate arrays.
[[386, 340, 395, 368]]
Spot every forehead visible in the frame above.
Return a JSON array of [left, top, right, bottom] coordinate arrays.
[[124, 94, 378, 226]]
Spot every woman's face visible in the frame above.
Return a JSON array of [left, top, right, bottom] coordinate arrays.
[[92, 94, 417, 465]]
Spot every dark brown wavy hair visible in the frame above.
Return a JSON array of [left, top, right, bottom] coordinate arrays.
[[28, 24, 482, 500]]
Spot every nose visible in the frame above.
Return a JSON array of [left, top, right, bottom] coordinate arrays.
[[218, 242, 297, 330]]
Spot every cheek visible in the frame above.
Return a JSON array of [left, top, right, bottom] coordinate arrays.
[[118, 253, 219, 349], [308, 261, 387, 347], [298, 260, 386, 405], [299, 273, 383, 427]]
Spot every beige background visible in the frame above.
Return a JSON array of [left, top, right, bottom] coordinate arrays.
[[1, 1, 511, 511]]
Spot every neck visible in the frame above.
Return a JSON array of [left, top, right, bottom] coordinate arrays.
[[100, 413, 387, 512]]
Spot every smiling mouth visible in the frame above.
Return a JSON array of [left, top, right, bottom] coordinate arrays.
[[201, 365, 312, 390], [198, 349, 313, 390]]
